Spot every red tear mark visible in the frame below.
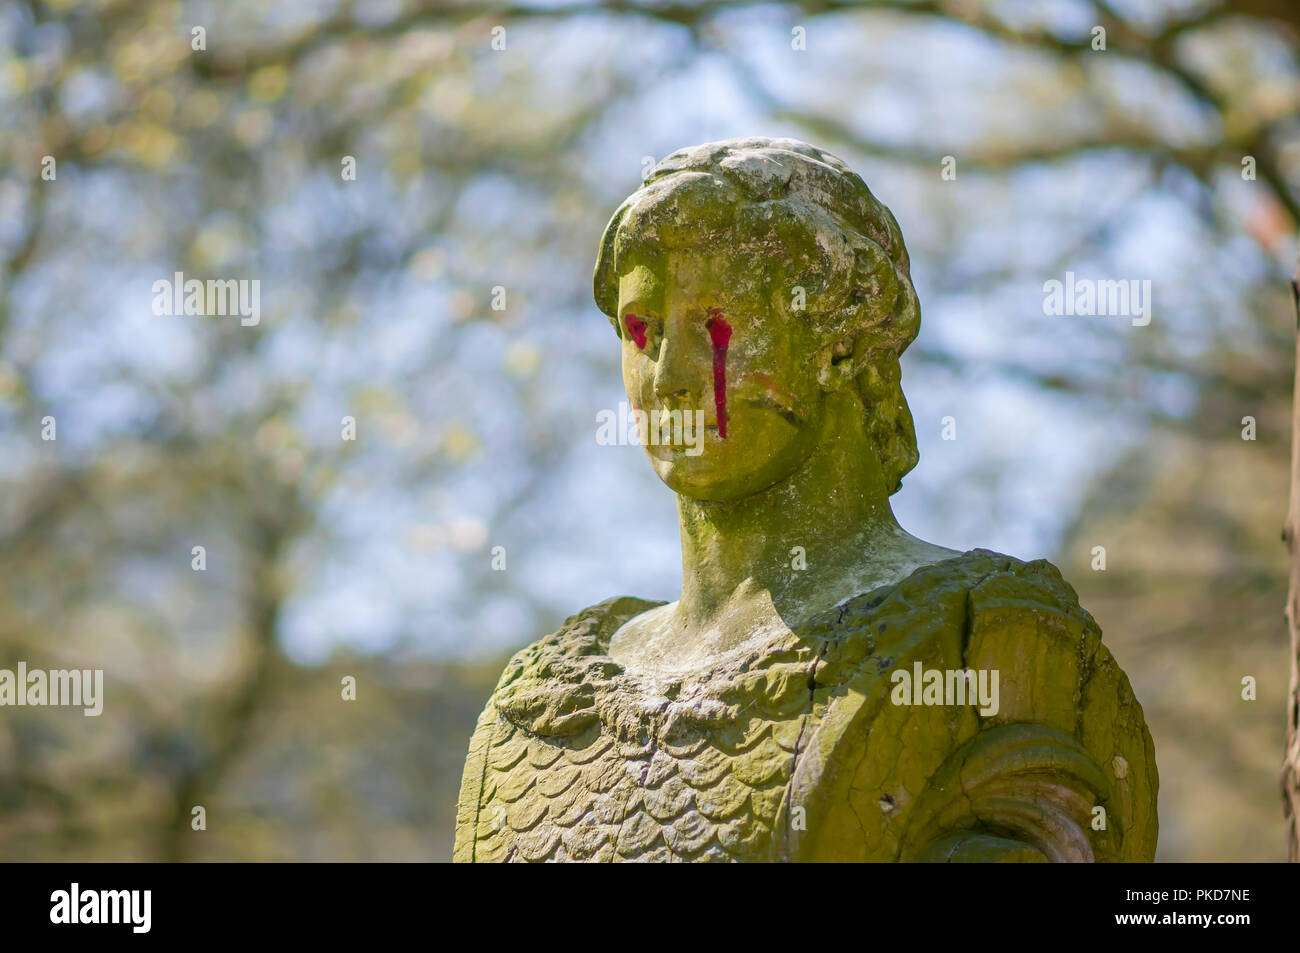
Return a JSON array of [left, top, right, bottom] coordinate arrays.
[[624, 313, 648, 350], [705, 309, 732, 438]]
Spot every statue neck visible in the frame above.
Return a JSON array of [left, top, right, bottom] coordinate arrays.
[[674, 391, 902, 628]]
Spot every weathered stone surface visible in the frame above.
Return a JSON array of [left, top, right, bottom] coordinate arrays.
[[454, 138, 1157, 862], [456, 555, 1157, 862]]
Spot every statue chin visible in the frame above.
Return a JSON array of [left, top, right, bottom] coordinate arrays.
[[645, 406, 826, 503], [647, 442, 809, 503]]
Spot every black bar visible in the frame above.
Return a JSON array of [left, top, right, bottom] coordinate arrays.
[[0, 862, 1283, 940]]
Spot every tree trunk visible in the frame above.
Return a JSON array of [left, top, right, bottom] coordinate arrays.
[[1284, 250, 1300, 860]]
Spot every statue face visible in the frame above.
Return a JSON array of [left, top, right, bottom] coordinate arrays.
[[616, 244, 827, 501]]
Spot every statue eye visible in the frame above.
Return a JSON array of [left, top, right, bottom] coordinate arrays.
[[623, 313, 649, 350]]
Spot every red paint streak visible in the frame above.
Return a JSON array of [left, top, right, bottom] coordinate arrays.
[[624, 313, 648, 349], [705, 309, 732, 438]]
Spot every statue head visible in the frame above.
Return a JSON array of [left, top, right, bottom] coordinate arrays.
[[594, 137, 920, 502]]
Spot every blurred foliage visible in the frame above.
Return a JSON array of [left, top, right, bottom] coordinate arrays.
[[1, 0, 1298, 860]]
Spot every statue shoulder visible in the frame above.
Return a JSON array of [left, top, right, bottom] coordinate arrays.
[[482, 594, 665, 734], [956, 551, 1159, 861], [491, 595, 663, 685], [961, 548, 1100, 636], [802, 548, 1092, 686], [453, 594, 664, 862], [789, 549, 1157, 862]]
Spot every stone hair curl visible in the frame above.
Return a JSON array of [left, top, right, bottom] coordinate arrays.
[[593, 137, 921, 494]]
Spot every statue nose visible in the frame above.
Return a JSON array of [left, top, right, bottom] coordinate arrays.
[[652, 333, 702, 402]]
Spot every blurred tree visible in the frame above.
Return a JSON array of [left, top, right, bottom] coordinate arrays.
[[1284, 251, 1300, 860], [0, 0, 1297, 860]]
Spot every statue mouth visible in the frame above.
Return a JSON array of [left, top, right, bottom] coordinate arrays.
[[637, 395, 802, 456], [631, 403, 712, 458], [742, 394, 800, 428]]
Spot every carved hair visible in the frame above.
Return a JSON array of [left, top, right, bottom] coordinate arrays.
[[593, 137, 920, 494]]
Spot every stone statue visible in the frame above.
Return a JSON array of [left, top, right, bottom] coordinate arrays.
[[454, 137, 1158, 862]]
